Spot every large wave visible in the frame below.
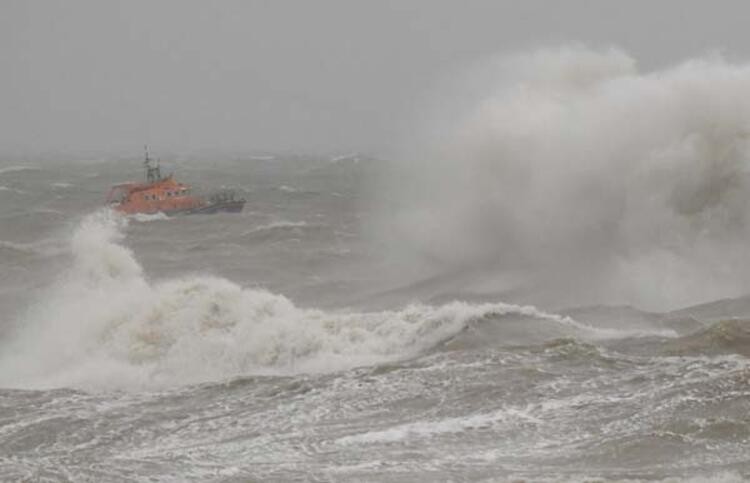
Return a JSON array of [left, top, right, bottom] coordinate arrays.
[[383, 46, 750, 311], [0, 211, 578, 391]]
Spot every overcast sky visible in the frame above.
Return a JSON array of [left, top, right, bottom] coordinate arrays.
[[3, 0, 750, 156]]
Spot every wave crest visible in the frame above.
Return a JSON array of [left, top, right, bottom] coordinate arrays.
[[0, 211, 578, 390]]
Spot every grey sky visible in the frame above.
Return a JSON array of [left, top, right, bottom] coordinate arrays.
[[3, 0, 750, 156]]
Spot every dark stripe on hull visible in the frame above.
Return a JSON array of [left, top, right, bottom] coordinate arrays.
[[184, 200, 246, 215], [160, 200, 246, 216]]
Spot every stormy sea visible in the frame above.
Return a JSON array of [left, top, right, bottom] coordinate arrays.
[[3, 48, 750, 482]]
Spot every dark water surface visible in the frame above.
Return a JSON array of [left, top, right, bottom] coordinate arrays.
[[0, 155, 749, 482]]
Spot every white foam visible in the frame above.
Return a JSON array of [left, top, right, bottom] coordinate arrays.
[[337, 406, 542, 444], [514, 472, 747, 483]]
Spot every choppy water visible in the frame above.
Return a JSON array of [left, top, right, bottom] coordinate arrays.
[[1, 154, 750, 483]]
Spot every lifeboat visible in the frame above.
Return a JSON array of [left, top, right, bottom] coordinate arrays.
[[106, 148, 245, 215]]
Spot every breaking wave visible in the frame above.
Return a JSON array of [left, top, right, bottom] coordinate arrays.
[[0, 165, 40, 176], [277, 184, 298, 193], [0, 238, 66, 257], [0, 211, 582, 391], [386, 46, 750, 311], [131, 212, 171, 223], [0, 186, 26, 195], [243, 220, 309, 235]]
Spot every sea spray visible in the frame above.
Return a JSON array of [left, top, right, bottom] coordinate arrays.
[[0, 211, 587, 390], [383, 46, 750, 311]]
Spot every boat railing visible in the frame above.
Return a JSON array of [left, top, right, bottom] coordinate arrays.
[[208, 189, 245, 204]]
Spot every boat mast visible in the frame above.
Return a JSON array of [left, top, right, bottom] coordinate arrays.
[[144, 145, 162, 183]]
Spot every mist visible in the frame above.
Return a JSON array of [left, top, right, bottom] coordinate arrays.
[[382, 46, 750, 311], [5, 0, 750, 156]]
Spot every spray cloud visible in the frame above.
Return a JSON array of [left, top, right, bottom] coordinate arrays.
[[386, 46, 750, 310]]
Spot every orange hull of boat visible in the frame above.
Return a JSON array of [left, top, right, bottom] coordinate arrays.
[[107, 177, 204, 215]]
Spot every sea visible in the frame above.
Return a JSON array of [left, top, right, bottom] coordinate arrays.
[[0, 150, 749, 483]]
